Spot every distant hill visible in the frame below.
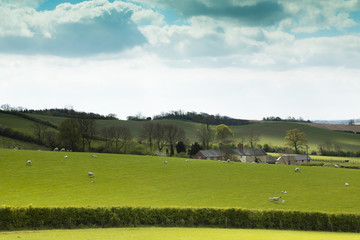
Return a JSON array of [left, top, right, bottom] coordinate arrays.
[[1, 110, 360, 153]]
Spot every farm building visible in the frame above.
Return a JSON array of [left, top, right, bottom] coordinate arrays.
[[194, 144, 268, 163], [276, 154, 312, 165]]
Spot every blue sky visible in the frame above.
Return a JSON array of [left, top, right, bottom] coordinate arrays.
[[0, 0, 359, 121]]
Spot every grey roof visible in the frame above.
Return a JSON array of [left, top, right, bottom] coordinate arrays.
[[199, 148, 267, 158], [277, 154, 312, 161], [233, 148, 267, 156], [199, 150, 225, 158]]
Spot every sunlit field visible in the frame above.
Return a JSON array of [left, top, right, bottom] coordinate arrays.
[[2, 228, 360, 240], [1, 149, 360, 213]]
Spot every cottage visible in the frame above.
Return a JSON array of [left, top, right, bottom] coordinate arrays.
[[194, 144, 268, 163], [276, 154, 312, 165]]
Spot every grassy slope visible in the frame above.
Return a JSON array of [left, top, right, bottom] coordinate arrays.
[[0, 136, 47, 150], [31, 114, 360, 152], [2, 113, 360, 152], [2, 228, 360, 240], [1, 149, 360, 214]]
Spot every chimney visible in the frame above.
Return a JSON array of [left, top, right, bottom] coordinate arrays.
[[238, 143, 243, 151]]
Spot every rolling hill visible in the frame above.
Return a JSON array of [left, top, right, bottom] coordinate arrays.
[[0, 110, 360, 153]]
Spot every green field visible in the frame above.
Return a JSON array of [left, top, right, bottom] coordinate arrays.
[[2, 228, 360, 240], [1, 149, 359, 213]]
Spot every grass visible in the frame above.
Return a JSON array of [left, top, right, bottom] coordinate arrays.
[[1, 149, 360, 213], [0, 136, 47, 150], [2, 228, 360, 240]]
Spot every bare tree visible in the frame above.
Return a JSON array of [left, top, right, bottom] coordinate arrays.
[[196, 124, 213, 149], [32, 122, 48, 143], [141, 122, 155, 151], [78, 116, 97, 152], [245, 130, 262, 148], [164, 123, 185, 156], [153, 123, 167, 151]]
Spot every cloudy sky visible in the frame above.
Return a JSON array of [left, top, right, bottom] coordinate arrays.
[[1, 0, 359, 120]]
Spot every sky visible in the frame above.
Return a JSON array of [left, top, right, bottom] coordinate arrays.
[[0, 0, 360, 121]]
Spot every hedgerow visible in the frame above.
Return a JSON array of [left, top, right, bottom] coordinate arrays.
[[1, 207, 360, 232]]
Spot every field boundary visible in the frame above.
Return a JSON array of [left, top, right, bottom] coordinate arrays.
[[1, 207, 360, 232]]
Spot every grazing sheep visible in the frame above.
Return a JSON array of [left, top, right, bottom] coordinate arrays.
[[163, 161, 168, 164], [64, 155, 68, 158], [91, 155, 98, 158], [88, 172, 95, 178], [227, 159, 231, 163], [345, 183, 349, 186], [60, 148, 65, 151], [13, 147, 19, 150], [269, 196, 282, 202], [334, 164, 339, 168], [53, 147, 59, 151], [26, 160, 31, 166], [295, 167, 300, 172], [281, 190, 287, 194], [281, 200, 285, 204], [185, 159, 189, 162]]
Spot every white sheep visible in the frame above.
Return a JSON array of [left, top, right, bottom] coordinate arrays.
[[26, 160, 32, 166], [163, 161, 168, 164], [88, 172, 95, 178], [281, 190, 287, 194], [185, 159, 189, 162], [295, 167, 300, 172], [281, 200, 285, 204], [91, 155, 98, 158], [53, 147, 59, 151], [269, 196, 282, 202], [345, 183, 349, 186], [60, 148, 65, 151], [334, 164, 339, 168], [64, 155, 68, 158]]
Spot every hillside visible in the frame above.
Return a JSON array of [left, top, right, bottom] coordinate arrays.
[[1, 111, 360, 153]]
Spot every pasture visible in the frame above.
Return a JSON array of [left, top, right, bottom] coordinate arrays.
[[2, 228, 360, 240], [1, 149, 360, 213]]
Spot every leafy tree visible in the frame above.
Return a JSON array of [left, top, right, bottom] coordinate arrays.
[[188, 142, 202, 157], [57, 118, 81, 151], [196, 124, 213, 149], [176, 141, 186, 154], [153, 123, 167, 151], [215, 124, 233, 142], [285, 128, 307, 153]]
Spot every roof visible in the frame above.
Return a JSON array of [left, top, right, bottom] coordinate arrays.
[[198, 148, 267, 158], [198, 150, 225, 158], [277, 154, 312, 161]]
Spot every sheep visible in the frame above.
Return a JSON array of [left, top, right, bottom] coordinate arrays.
[[60, 148, 65, 151], [268, 196, 282, 202], [334, 164, 339, 168], [64, 155, 68, 158], [295, 167, 300, 172], [26, 160, 32, 166], [281, 200, 285, 204], [163, 161, 168, 164], [227, 159, 231, 163], [281, 190, 287, 194], [88, 172, 95, 178], [185, 159, 189, 162], [53, 147, 59, 151], [91, 155, 98, 158], [345, 183, 349, 186]]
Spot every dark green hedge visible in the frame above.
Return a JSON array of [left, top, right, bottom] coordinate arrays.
[[1, 207, 359, 232]]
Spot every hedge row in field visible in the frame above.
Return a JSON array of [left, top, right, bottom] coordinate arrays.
[[1, 207, 360, 232]]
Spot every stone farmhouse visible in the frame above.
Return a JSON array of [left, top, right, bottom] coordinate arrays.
[[276, 154, 312, 165], [194, 144, 268, 163]]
